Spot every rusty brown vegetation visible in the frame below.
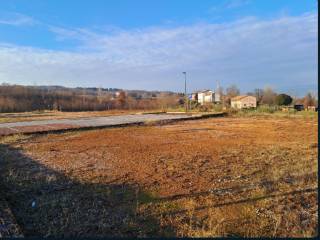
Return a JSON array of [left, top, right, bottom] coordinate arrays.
[[0, 115, 318, 237], [0, 85, 181, 113]]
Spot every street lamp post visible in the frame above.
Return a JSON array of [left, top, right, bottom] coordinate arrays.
[[182, 72, 187, 113]]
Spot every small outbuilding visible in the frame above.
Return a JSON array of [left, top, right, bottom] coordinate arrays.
[[307, 106, 318, 112], [231, 95, 257, 109]]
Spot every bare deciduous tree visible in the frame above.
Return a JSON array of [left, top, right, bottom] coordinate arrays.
[[261, 87, 277, 105]]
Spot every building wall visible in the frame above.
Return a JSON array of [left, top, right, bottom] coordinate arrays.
[[204, 94, 213, 103], [231, 100, 240, 108], [231, 96, 256, 109], [197, 93, 205, 104], [197, 92, 214, 105]]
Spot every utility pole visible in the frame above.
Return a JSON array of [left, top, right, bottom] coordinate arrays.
[[216, 80, 220, 103], [182, 72, 188, 113]]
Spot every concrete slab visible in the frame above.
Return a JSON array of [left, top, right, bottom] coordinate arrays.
[[0, 113, 202, 136]]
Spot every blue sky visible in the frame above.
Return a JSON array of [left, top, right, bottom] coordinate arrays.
[[0, 0, 317, 96]]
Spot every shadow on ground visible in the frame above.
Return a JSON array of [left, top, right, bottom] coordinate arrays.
[[0, 143, 175, 237]]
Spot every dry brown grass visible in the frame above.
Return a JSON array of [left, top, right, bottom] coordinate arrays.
[[0, 115, 317, 237]]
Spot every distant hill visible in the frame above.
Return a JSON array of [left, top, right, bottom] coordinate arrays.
[[26, 85, 178, 97]]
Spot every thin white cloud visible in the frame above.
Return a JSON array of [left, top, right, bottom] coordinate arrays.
[[0, 13, 317, 95], [0, 13, 37, 26], [48, 26, 101, 43], [208, 0, 251, 13], [225, 0, 250, 9]]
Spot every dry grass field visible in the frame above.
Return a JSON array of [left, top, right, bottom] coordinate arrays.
[[0, 115, 318, 237]]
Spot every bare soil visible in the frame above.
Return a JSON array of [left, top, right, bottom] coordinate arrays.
[[0, 115, 317, 237]]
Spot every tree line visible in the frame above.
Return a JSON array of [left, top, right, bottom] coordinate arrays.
[[220, 85, 318, 108], [0, 84, 317, 113], [0, 84, 181, 113]]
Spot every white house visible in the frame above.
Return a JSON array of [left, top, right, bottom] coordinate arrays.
[[193, 90, 221, 105]]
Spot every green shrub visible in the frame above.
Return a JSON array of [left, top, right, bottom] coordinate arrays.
[[275, 94, 293, 106]]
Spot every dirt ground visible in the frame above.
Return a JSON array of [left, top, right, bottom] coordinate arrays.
[[0, 115, 318, 237]]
